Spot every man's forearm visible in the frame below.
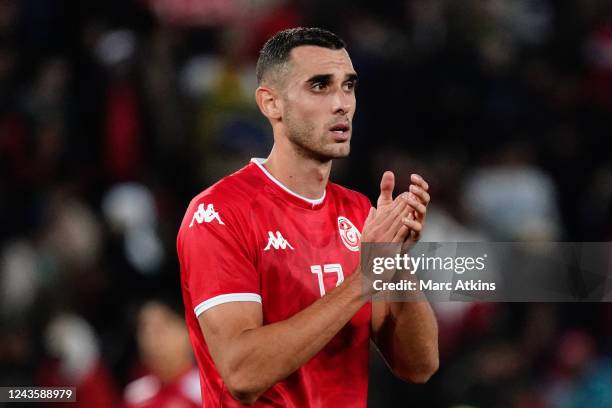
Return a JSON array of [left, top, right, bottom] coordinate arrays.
[[376, 301, 439, 383], [223, 271, 367, 402]]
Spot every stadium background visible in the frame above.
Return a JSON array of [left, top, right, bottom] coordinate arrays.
[[1, 0, 612, 406]]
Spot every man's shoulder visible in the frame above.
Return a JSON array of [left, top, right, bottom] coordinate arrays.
[[189, 163, 263, 211], [179, 163, 264, 232]]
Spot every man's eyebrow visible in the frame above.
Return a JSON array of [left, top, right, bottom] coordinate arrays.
[[305, 74, 333, 84], [304, 73, 359, 84]]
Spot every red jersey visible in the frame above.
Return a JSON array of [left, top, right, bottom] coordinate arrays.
[[123, 367, 202, 408], [177, 158, 372, 407]]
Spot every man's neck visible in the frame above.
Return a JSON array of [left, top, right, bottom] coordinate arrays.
[[262, 144, 331, 200]]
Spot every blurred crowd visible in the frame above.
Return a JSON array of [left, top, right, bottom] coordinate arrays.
[[1, 0, 612, 407]]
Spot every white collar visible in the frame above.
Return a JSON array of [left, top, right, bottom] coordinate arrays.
[[251, 158, 326, 205]]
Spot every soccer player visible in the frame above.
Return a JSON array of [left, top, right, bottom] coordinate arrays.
[[177, 27, 438, 407]]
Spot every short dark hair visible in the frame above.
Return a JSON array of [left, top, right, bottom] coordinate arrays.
[[256, 27, 346, 85]]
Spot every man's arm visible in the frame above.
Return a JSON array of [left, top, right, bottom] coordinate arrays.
[[371, 172, 439, 383], [199, 271, 365, 405], [371, 300, 439, 383], [198, 194, 413, 405]]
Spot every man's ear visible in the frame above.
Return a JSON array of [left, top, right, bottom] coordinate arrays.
[[255, 86, 282, 121]]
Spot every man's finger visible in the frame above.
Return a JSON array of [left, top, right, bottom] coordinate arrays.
[[402, 211, 423, 243], [377, 171, 395, 207], [379, 193, 409, 231], [410, 173, 429, 191], [406, 209, 423, 240], [387, 199, 414, 239], [407, 196, 427, 217], [392, 218, 411, 243], [401, 212, 418, 251], [409, 185, 430, 205], [404, 217, 423, 233]]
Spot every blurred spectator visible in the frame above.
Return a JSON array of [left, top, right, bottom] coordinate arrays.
[[462, 143, 561, 241], [97, 29, 144, 181], [1, 240, 42, 321], [585, 16, 612, 108], [102, 182, 164, 275], [123, 298, 201, 408], [37, 313, 120, 408], [542, 330, 601, 407]]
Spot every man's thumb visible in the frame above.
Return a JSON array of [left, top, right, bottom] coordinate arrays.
[[377, 171, 395, 206]]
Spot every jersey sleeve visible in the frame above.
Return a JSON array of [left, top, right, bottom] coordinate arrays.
[[177, 197, 260, 317]]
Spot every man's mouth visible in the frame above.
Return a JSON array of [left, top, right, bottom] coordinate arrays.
[[328, 122, 350, 142], [329, 123, 350, 134]]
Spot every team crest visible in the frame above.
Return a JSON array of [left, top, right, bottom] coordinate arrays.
[[337, 216, 361, 252]]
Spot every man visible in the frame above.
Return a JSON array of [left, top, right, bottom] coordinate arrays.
[[124, 297, 201, 408], [177, 27, 438, 407]]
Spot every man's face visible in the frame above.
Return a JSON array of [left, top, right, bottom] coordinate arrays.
[[137, 302, 191, 377], [280, 46, 357, 161]]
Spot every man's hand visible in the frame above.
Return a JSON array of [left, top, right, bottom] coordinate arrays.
[[359, 171, 430, 295], [361, 192, 413, 244], [374, 171, 430, 246]]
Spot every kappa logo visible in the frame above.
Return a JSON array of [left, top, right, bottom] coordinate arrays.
[[189, 203, 225, 227], [337, 216, 361, 252], [264, 231, 294, 251]]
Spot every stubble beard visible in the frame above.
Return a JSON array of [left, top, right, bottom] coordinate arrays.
[[284, 107, 351, 163]]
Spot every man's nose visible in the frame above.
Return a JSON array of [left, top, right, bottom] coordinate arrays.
[[332, 89, 353, 115]]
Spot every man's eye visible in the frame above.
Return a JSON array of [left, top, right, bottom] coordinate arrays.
[[312, 82, 327, 91], [344, 81, 356, 91]]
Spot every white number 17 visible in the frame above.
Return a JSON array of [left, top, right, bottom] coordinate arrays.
[[310, 264, 344, 297]]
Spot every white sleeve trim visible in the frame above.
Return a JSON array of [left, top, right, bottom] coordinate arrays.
[[194, 293, 262, 316]]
